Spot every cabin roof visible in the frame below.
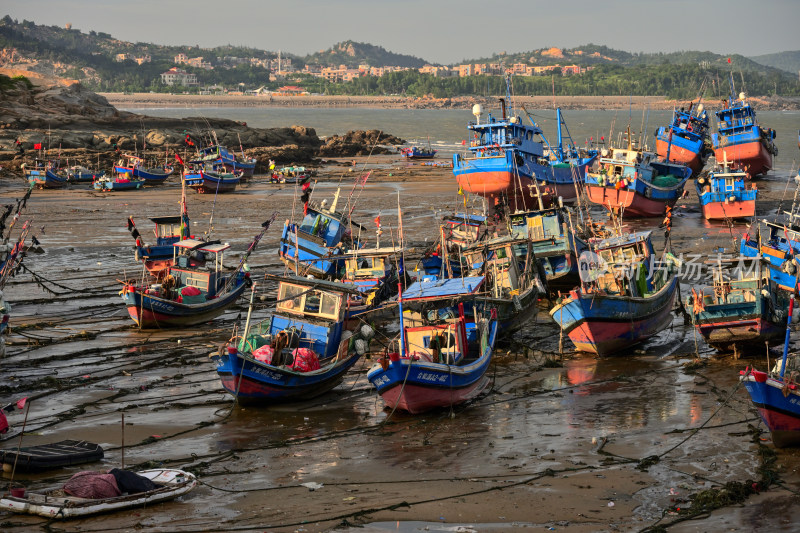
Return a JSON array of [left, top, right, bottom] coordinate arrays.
[[150, 215, 183, 225], [594, 231, 652, 251], [443, 213, 487, 224], [340, 246, 402, 258], [173, 238, 230, 253], [403, 276, 485, 301]]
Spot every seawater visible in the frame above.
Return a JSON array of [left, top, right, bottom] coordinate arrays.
[[120, 106, 800, 174]]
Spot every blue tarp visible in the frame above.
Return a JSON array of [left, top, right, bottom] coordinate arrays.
[[403, 276, 485, 301]]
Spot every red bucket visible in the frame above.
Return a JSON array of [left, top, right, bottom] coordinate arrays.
[[10, 487, 25, 498]]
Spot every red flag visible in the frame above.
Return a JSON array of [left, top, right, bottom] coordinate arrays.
[[374, 215, 381, 227], [461, 139, 466, 146], [727, 58, 731, 64], [0, 410, 7, 434], [33, 143, 42, 150], [16, 397, 27, 410], [174, 153, 184, 166]]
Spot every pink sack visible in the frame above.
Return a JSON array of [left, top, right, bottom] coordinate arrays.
[[64, 471, 121, 499], [291, 348, 320, 372], [252, 345, 273, 364]]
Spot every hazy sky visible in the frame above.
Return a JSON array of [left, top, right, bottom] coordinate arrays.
[[5, 0, 799, 64]]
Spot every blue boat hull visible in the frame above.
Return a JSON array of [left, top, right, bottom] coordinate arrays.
[[742, 369, 800, 447]]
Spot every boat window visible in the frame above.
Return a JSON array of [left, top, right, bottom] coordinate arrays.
[[277, 283, 306, 312], [320, 293, 338, 317]]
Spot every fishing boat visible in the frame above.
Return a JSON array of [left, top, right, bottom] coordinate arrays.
[[279, 188, 364, 279], [585, 126, 692, 217], [66, 165, 105, 183], [0, 468, 196, 518], [695, 164, 757, 220], [549, 231, 679, 356], [401, 145, 437, 159], [93, 175, 145, 191], [419, 213, 489, 280], [654, 102, 711, 175], [26, 160, 67, 189], [461, 235, 546, 334], [128, 185, 198, 277], [190, 144, 256, 177], [711, 80, 777, 178], [339, 246, 402, 317], [1, 440, 104, 472], [453, 98, 597, 212], [689, 258, 788, 353], [184, 168, 240, 194], [114, 154, 173, 183], [367, 276, 499, 414], [211, 275, 368, 402], [508, 207, 588, 293]]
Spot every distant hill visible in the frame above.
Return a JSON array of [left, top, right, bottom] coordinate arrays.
[[749, 50, 800, 75], [302, 41, 428, 68]]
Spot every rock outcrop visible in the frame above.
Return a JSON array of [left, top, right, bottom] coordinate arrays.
[[0, 80, 404, 173]]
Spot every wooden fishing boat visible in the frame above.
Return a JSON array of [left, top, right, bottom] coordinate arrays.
[[508, 207, 587, 293], [419, 213, 488, 280], [585, 127, 692, 217], [401, 145, 437, 159], [1, 440, 103, 472], [689, 258, 788, 353], [114, 154, 173, 183], [367, 276, 499, 414], [654, 102, 712, 175], [66, 165, 105, 182], [339, 246, 402, 317], [184, 169, 240, 194], [0, 468, 196, 518], [453, 101, 596, 211], [461, 235, 546, 334], [93, 175, 145, 191], [122, 239, 248, 328], [712, 79, 777, 178], [279, 188, 364, 278], [550, 231, 679, 355], [28, 166, 67, 189], [212, 276, 368, 402], [741, 352, 800, 448], [695, 164, 757, 220], [190, 144, 256, 177]]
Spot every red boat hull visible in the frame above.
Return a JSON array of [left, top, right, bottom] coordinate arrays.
[[714, 141, 772, 177], [701, 199, 756, 220], [586, 185, 673, 217], [378, 376, 489, 414], [655, 139, 704, 175]]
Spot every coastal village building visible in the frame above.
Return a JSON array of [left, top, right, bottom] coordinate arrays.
[[160, 67, 198, 86]]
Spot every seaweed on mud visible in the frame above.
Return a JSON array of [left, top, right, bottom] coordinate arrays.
[[636, 455, 661, 471], [682, 359, 707, 374]]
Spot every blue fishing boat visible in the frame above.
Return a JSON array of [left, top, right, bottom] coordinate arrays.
[[712, 78, 777, 178], [114, 154, 173, 183], [184, 169, 240, 194], [122, 239, 249, 328], [689, 258, 788, 354], [739, 210, 800, 292], [401, 145, 437, 159], [654, 102, 711, 175], [211, 275, 369, 402], [279, 188, 364, 278], [585, 126, 692, 217], [419, 213, 488, 280], [190, 144, 256, 177], [26, 161, 67, 189], [695, 164, 757, 220], [367, 276, 499, 414], [741, 295, 800, 447], [453, 95, 597, 211], [93, 175, 145, 191], [549, 231, 680, 356], [508, 207, 588, 293], [66, 165, 105, 182]]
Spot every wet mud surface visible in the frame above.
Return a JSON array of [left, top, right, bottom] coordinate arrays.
[[1, 157, 800, 532]]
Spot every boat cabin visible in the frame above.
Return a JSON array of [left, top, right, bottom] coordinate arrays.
[[463, 236, 530, 300], [166, 239, 231, 301], [151, 216, 188, 247], [341, 247, 399, 290], [508, 208, 567, 242], [467, 104, 546, 161], [716, 97, 760, 136], [399, 276, 486, 363], [697, 258, 770, 307], [442, 214, 488, 248], [582, 231, 658, 295], [244, 276, 358, 360]]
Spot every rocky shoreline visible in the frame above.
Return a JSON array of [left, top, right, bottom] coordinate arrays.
[[0, 81, 405, 174], [103, 92, 800, 111]]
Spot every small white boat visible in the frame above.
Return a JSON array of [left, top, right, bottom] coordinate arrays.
[[0, 468, 196, 518]]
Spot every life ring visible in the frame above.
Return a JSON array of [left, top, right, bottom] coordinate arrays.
[[284, 299, 294, 310]]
